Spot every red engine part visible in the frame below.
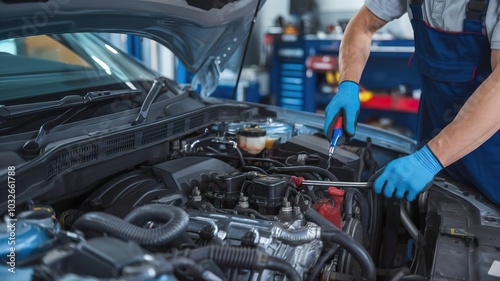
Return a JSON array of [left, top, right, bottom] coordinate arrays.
[[313, 187, 345, 229]]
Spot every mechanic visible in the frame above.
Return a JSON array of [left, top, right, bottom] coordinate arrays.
[[324, 0, 500, 204]]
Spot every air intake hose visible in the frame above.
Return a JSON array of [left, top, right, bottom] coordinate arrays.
[[171, 246, 301, 281], [72, 204, 189, 247]]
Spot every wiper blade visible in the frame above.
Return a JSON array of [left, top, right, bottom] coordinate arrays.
[[0, 89, 141, 123]]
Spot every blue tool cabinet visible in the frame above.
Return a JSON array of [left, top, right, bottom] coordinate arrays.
[[270, 34, 421, 113]]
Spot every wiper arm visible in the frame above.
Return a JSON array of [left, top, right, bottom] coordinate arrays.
[[133, 77, 180, 125], [16, 89, 141, 158], [0, 89, 141, 124], [22, 106, 92, 158]]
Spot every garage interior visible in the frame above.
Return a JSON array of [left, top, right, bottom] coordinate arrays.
[[99, 0, 419, 139]]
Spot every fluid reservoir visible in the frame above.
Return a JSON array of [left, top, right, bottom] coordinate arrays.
[[0, 206, 59, 263], [237, 127, 267, 154], [0, 220, 50, 263]]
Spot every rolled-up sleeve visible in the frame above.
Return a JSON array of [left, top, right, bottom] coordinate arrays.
[[491, 7, 500, 49], [365, 0, 407, 22]]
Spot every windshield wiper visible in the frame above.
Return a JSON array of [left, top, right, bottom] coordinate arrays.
[[22, 106, 93, 158], [13, 89, 141, 158], [0, 89, 141, 124], [133, 77, 180, 125]]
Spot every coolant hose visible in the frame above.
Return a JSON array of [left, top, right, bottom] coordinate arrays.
[[305, 244, 340, 281], [266, 256, 301, 281], [272, 226, 321, 246], [304, 207, 337, 231], [173, 245, 301, 281], [72, 204, 189, 247], [267, 166, 339, 181], [344, 188, 371, 235], [321, 230, 376, 281]]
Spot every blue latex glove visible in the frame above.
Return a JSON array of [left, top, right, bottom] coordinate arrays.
[[323, 81, 360, 140], [374, 145, 443, 201]]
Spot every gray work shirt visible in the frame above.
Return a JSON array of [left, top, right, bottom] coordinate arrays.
[[365, 0, 500, 49]]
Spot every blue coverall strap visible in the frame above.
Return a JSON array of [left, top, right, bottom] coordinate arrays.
[[409, 0, 423, 20]]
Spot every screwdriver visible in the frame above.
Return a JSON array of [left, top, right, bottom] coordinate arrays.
[[328, 116, 344, 157]]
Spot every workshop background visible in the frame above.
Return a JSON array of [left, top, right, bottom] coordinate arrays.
[[102, 0, 420, 139]]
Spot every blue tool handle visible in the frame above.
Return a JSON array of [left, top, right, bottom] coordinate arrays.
[[329, 117, 344, 148]]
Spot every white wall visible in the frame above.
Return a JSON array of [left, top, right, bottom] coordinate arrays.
[[315, 0, 413, 38], [315, 0, 364, 12]]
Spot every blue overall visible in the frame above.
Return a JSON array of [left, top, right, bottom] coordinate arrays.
[[409, 0, 500, 205]]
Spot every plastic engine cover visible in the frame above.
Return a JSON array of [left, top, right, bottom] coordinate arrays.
[[152, 156, 237, 196], [280, 135, 363, 181]]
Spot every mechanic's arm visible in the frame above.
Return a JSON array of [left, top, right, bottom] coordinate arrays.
[[339, 5, 387, 83], [374, 51, 500, 201], [428, 50, 500, 166], [324, 6, 387, 139]]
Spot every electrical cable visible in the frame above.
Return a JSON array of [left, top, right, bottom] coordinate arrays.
[[241, 165, 268, 174], [267, 166, 339, 181], [184, 153, 286, 167], [234, 146, 246, 167], [234, 207, 269, 220]]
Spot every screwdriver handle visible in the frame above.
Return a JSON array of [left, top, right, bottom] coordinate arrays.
[[333, 116, 343, 130], [330, 117, 344, 148]]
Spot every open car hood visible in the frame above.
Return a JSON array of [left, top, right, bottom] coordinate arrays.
[[0, 0, 264, 94]]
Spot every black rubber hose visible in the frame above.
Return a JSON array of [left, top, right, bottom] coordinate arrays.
[[174, 246, 301, 281], [72, 204, 189, 247], [305, 244, 340, 281], [184, 153, 286, 167], [234, 146, 246, 168], [234, 207, 269, 220], [267, 166, 339, 181], [344, 188, 371, 233], [304, 207, 337, 231], [241, 166, 268, 174], [321, 231, 376, 281], [266, 255, 301, 281]]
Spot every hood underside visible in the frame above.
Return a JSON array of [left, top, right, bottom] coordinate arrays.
[[0, 0, 262, 74]]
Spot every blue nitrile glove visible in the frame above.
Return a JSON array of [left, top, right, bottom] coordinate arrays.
[[323, 81, 360, 140], [374, 145, 443, 201]]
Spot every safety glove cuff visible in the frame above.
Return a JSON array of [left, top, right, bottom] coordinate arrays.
[[414, 145, 443, 175]]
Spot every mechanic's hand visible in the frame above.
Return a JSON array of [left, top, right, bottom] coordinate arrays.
[[374, 145, 443, 201], [323, 81, 360, 140]]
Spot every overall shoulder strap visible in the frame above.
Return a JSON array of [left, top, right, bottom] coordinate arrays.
[[466, 0, 488, 20]]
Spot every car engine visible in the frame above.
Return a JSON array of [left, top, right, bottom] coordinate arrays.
[[1, 120, 384, 281]]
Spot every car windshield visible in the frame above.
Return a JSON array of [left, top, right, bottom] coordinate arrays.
[[0, 33, 157, 104]]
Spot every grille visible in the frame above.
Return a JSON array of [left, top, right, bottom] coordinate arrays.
[[207, 109, 219, 121], [141, 124, 169, 145], [172, 119, 185, 135], [47, 144, 98, 178], [189, 113, 205, 129], [105, 134, 135, 156]]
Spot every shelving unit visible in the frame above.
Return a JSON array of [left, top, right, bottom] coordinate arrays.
[[271, 34, 421, 112], [270, 34, 422, 136]]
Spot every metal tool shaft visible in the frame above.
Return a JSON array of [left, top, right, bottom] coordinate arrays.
[[301, 180, 373, 188]]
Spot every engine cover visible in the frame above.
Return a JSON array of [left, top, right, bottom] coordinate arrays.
[[152, 156, 237, 196]]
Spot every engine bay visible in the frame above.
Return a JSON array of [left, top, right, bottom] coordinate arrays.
[[0, 115, 483, 281]]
